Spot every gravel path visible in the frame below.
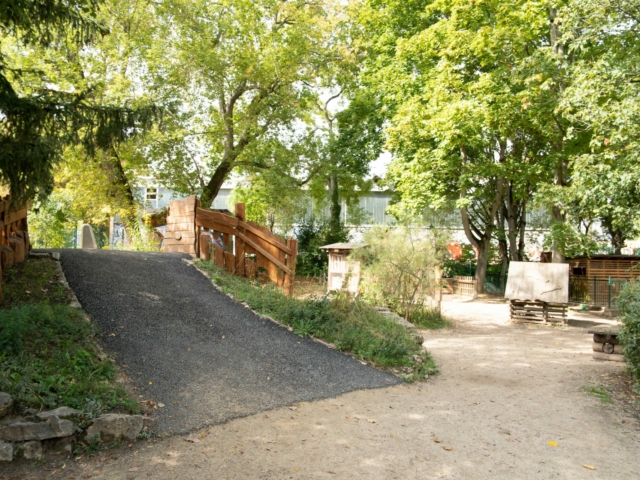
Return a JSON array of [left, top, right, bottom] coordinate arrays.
[[51, 249, 400, 435]]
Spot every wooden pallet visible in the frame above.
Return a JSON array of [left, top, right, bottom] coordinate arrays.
[[510, 300, 567, 324]]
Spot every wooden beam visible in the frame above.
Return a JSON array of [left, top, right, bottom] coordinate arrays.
[[236, 231, 292, 275]]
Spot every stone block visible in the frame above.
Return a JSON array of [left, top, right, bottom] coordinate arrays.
[[45, 435, 74, 458], [0, 416, 74, 442], [0, 392, 12, 417], [8, 236, 25, 264], [0, 441, 13, 462], [85, 414, 143, 443], [21, 441, 43, 460], [36, 407, 82, 421]]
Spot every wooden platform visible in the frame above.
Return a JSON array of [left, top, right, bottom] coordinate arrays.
[[510, 300, 567, 324]]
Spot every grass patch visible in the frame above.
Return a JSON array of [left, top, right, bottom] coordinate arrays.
[[2, 257, 67, 308], [0, 257, 138, 417], [198, 261, 438, 381], [584, 385, 612, 404], [407, 307, 451, 330]]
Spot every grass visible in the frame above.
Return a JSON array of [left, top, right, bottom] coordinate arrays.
[[0, 257, 138, 417], [2, 258, 67, 307], [407, 307, 451, 330], [584, 385, 612, 404], [197, 261, 438, 381]]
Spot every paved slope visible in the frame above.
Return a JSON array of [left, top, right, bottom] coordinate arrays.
[[52, 249, 400, 434]]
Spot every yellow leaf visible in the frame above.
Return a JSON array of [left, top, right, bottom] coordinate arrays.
[[583, 465, 596, 470], [149, 381, 153, 385], [547, 441, 558, 447]]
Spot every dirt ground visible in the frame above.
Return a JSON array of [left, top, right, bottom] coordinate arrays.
[[7, 297, 640, 479]]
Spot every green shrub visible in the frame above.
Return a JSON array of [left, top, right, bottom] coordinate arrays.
[[617, 280, 640, 384], [0, 304, 137, 415], [199, 262, 437, 381], [294, 216, 351, 278]]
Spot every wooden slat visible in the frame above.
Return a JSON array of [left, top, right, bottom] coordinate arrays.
[[165, 221, 198, 232], [195, 218, 237, 237], [213, 244, 225, 269], [196, 208, 239, 228], [163, 238, 197, 246], [236, 231, 292, 275], [242, 221, 292, 255], [5, 208, 27, 225], [224, 251, 235, 274]]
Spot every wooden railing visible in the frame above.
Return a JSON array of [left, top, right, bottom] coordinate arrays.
[[0, 196, 30, 298], [163, 196, 298, 295]]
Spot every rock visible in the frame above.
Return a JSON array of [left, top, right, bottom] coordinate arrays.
[[45, 436, 74, 458], [85, 414, 143, 443], [36, 407, 82, 421], [0, 441, 13, 462], [0, 416, 74, 442], [21, 441, 43, 460], [0, 392, 12, 417]]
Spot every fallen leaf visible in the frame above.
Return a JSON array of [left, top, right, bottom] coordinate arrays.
[[158, 403, 165, 408], [199, 433, 206, 439], [129, 468, 139, 472], [443, 446, 452, 451], [289, 406, 298, 411], [184, 435, 201, 443], [292, 468, 299, 471], [583, 465, 596, 471], [433, 438, 442, 443], [366, 419, 377, 424], [108, 333, 116, 337], [222, 335, 226, 339], [149, 381, 153, 385], [547, 441, 558, 447], [25, 290, 31, 294]]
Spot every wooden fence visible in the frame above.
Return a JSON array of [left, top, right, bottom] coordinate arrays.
[[0, 197, 30, 298], [163, 196, 298, 295]]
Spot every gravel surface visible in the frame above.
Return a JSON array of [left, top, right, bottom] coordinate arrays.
[[49, 249, 400, 435]]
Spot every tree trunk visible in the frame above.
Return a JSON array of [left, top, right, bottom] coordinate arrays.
[[475, 235, 492, 295], [200, 159, 235, 209], [602, 216, 625, 254]]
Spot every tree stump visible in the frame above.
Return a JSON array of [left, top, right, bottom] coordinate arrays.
[[9, 236, 25, 264], [1, 245, 15, 270]]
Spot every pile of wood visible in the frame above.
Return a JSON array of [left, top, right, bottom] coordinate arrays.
[[589, 326, 624, 362], [510, 300, 567, 324]]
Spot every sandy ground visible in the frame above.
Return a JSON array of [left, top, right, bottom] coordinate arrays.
[[9, 297, 640, 479]]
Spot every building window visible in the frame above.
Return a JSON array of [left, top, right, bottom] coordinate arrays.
[[146, 187, 157, 200]]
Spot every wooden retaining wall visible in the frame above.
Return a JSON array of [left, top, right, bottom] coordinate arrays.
[[0, 196, 30, 299]]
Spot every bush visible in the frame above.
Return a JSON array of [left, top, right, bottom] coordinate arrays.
[[352, 225, 446, 321], [199, 262, 437, 381], [408, 307, 451, 330], [617, 280, 640, 384], [294, 216, 351, 278], [0, 304, 137, 415]]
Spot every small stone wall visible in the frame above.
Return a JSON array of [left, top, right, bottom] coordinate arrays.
[[0, 392, 147, 463]]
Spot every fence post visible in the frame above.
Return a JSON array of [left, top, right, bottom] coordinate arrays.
[[284, 238, 298, 296], [608, 276, 611, 308], [234, 203, 246, 277], [593, 276, 597, 305]]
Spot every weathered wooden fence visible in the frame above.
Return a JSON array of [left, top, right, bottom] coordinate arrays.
[[162, 196, 298, 295], [0, 197, 30, 298]]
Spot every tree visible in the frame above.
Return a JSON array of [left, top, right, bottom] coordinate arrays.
[[555, 0, 640, 253], [356, 0, 584, 292], [148, 0, 337, 208], [0, 0, 157, 202]]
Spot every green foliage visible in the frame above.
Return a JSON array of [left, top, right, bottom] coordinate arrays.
[[407, 307, 451, 330], [0, 0, 159, 202], [353, 225, 445, 320], [542, 221, 600, 258], [294, 216, 351, 278], [28, 192, 77, 248], [583, 385, 612, 404], [198, 261, 437, 381], [617, 280, 640, 386], [0, 304, 137, 415]]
